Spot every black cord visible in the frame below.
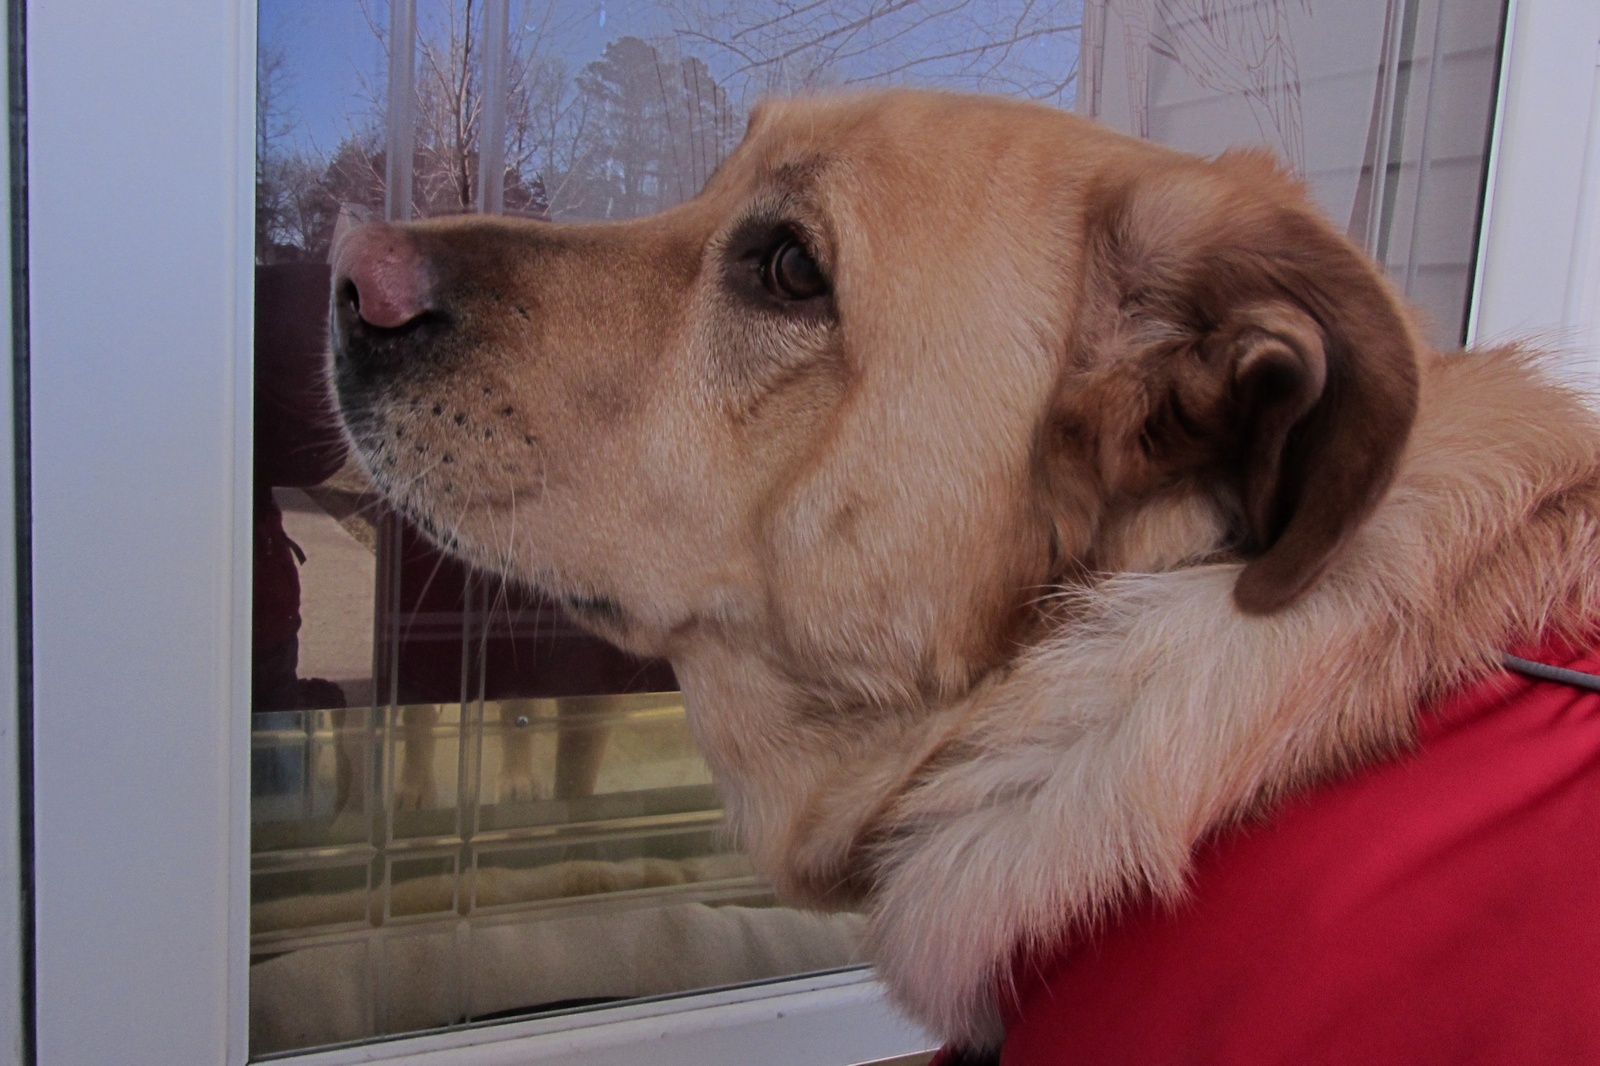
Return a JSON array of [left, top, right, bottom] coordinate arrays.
[[1500, 653, 1600, 695]]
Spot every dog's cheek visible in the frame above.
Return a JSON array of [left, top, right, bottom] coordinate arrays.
[[702, 309, 846, 422]]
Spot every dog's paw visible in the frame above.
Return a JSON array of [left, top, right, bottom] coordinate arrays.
[[394, 777, 437, 810], [496, 770, 548, 805]]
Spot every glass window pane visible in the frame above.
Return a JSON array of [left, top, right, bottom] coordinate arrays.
[[251, 0, 1503, 1055], [1081, 0, 1505, 345], [250, 2, 1044, 1053]]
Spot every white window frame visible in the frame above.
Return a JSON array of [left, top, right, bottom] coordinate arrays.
[[16, 1, 1600, 1064], [1469, 0, 1600, 375], [0, 7, 22, 1066]]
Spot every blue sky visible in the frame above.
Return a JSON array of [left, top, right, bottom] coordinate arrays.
[[260, 0, 675, 155], [260, 0, 1083, 158], [259, 1, 388, 154]]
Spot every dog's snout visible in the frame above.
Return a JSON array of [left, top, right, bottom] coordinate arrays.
[[332, 223, 434, 331]]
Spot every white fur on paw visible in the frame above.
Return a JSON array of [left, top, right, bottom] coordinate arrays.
[[497, 771, 548, 804], [394, 778, 436, 810]]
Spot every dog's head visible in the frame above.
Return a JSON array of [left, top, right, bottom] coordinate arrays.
[[332, 88, 1420, 738]]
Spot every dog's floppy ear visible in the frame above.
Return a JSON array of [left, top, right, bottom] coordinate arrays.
[[1082, 151, 1421, 613]]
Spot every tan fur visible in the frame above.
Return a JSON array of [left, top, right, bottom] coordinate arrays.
[[330, 91, 1600, 1051]]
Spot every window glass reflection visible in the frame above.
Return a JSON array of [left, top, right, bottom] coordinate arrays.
[[251, 1, 1084, 1051], [251, 0, 1501, 1053]]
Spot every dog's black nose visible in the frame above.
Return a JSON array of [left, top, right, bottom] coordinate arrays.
[[332, 223, 434, 330]]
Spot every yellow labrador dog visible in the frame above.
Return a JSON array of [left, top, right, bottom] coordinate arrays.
[[330, 91, 1600, 1059]]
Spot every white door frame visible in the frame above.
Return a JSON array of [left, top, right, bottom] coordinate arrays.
[[18, 0, 1600, 1063], [27, 1, 253, 1061], [0, 4, 23, 1064]]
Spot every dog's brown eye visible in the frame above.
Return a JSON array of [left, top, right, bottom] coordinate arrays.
[[764, 237, 828, 301]]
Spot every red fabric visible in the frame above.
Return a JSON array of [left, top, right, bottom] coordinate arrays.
[[978, 637, 1600, 1065]]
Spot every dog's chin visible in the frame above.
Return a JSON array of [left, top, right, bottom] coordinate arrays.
[[558, 592, 638, 642], [555, 591, 622, 625], [369, 492, 656, 654]]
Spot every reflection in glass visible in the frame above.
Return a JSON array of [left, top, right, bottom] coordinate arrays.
[[249, 696, 864, 1050], [1080, 0, 1506, 345], [251, 0, 1503, 1054], [257, 6, 1090, 1048]]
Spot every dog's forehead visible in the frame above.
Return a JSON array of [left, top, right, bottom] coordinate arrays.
[[719, 91, 1008, 191], [709, 99, 864, 196], [710, 90, 1127, 215]]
